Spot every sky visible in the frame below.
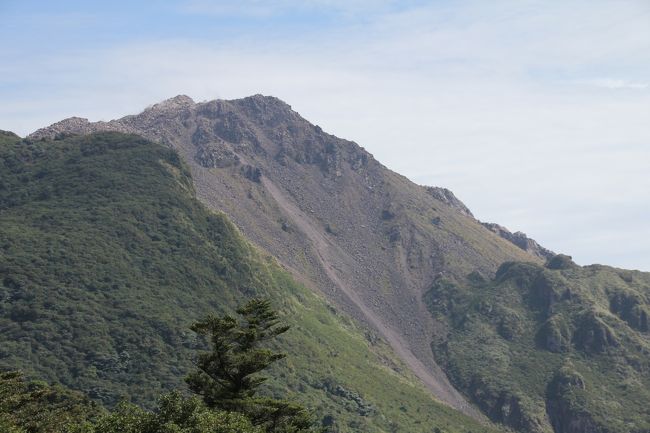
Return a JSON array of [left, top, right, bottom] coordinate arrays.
[[1, 0, 649, 270]]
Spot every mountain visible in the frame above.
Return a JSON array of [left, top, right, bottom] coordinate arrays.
[[0, 131, 501, 433], [29, 94, 546, 418], [425, 255, 650, 433], [11, 95, 650, 432]]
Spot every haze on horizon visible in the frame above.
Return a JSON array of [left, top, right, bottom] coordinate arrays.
[[1, 0, 649, 271]]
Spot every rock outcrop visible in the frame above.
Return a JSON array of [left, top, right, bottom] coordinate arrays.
[[482, 222, 555, 261], [424, 187, 474, 217]]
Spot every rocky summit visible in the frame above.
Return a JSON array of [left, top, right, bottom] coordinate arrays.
[[30, 95, 546, 417]]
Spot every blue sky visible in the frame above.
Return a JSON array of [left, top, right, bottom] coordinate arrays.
[[1, 0, 649, 270]]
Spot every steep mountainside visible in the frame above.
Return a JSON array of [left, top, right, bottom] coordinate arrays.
[[30, 95, 544, 417], [425, 255, 650, 433], [0, 132, 504, 433]]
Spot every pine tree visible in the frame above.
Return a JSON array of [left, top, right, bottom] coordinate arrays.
[[186, 298, 319, 432]]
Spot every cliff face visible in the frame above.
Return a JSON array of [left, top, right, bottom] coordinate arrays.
[[30, 94, 544, 417]]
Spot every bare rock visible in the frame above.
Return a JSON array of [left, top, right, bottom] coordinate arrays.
[[424, 187, 474, 217], [482, 222, 555, 261]]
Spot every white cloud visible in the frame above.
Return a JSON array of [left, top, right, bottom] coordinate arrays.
[[583, 78, 648, 90], [179, 0, 396, 18]]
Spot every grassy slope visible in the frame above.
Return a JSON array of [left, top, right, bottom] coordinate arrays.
[[425, 256, 650, 433], [0, 132, 503, 433]]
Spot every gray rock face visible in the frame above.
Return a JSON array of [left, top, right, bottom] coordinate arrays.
[[481, 222, 555, 261], [424, 186, 474, 218], [29, 95, 198, 142], [29, 116, 94, 138], [194, 140, 240, 168], [421, 189, 554, 262]]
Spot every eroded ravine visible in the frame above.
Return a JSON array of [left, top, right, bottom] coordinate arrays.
[[261, 176, 482, 419]]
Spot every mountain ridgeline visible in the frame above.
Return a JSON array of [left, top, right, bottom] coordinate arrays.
[[0, 94, 646, 432]]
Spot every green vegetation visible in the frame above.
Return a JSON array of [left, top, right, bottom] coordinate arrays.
[[425, 255, 650, 433], [0, 372, 264, 433], [0, 130, 20, 147], [89, 392, 262, 433], [0, 299, 316, 433], [0, 371, 100, 432], [186, 298, 316, 432], [0, 132, 503, 432]]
